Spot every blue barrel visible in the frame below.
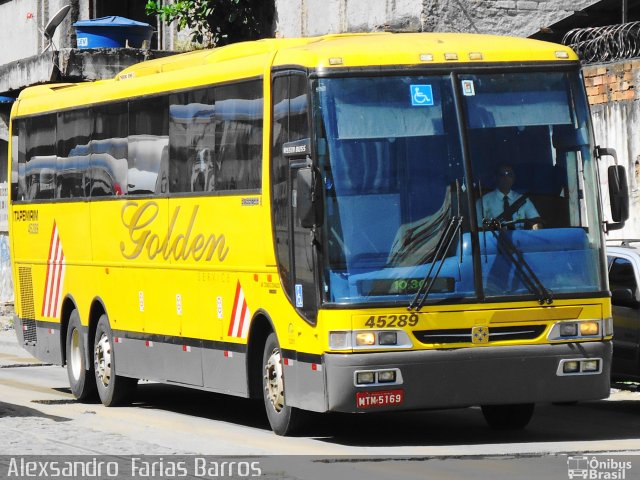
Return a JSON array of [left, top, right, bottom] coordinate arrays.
[[73, 16, 153, 49]]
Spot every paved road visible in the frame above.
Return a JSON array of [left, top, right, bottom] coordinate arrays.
[[1, 327, 640, 479]]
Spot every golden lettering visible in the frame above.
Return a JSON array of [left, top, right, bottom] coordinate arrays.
[[120, 201, 229, 262], [120, 202, 158, 259], [191, 234, 205, 260]]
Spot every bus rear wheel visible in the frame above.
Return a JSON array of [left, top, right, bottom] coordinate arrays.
[[93, 314, 137, 406], [481, 403, 535, 430], [66, 309, 97, 401], [262, 332, 304, 436]]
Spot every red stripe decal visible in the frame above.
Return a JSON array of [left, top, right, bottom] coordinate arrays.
[[227, 281, 241, 336]]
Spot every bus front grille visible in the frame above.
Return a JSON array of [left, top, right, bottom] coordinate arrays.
[[413, 325, 547, 345]]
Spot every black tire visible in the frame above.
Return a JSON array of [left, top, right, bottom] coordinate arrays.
[[481, 403, 535, 430], [93, 314, 137, 406], [65, 309, 97, 401], [262, 332, 305, 435]]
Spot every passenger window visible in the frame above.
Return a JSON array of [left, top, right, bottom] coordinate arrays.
[[168, 87, 216, 193], [129, 97, 169, 195], [57, 109, 91, 199], [23, 115, 57, 201], [215, 81, 262, 191], [168, 80, 262, 194], [92, 103, 128, 197]]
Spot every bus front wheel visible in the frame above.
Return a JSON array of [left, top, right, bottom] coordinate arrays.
[[262, 332, 304, 436], [93, 314, 137, 406], [66, 309, 97, 401], [481, 403, 535, 430]]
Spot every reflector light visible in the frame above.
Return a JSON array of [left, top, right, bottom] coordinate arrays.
[[468, 52, 483, 60], [555, 51, 570, 59], [328, 57, 343, 65], [420, 53, 434, 62], [444, 52, 458, 61]]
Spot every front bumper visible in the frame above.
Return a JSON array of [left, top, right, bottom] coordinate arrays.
[[324, 342, 611, 413]]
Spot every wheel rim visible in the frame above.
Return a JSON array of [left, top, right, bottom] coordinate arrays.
[[264, 347, 285, 413], [94, 333, 112, 388], [69, 328, 82, 381]]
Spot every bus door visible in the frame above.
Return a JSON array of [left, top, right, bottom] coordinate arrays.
[[271, 72, 318, 323], [289, 160, 318, 322]]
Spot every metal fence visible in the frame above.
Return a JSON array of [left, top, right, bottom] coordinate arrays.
[[562, 22, 640, 64]]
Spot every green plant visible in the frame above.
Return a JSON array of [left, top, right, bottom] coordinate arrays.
[[146, 0, 274, 49]]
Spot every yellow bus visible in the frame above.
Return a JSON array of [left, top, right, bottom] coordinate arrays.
[[9, 32, 629, 435]]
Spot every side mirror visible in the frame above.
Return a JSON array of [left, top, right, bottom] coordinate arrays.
[[608, 165, 629, 223], [597, 147, 629, 231], [296, 166, 323, 229]]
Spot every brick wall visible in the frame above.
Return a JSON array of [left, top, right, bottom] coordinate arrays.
[[583, 63, 638, 105]]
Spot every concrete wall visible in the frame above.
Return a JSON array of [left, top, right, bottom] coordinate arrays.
[[274, 0, 600, 38], [584, 62, 640, 239]]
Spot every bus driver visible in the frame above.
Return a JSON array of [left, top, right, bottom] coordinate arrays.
[[476, 164, 542, 229]]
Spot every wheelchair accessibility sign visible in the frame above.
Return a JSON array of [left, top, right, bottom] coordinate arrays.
[[410, 85, 434, 106]]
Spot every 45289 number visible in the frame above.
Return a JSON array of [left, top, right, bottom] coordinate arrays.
[[364, 314, 419, 328]]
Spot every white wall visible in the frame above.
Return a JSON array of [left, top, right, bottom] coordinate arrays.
[[592, 102, 640, 239], [274, 0, 601, 38], [0, 0, 74, 65], [274, 0, 421, 37]]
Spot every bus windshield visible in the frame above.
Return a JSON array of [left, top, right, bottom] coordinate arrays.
[[314, 71, 604, 305]]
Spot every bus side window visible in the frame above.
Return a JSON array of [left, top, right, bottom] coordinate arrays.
[[26, 114, 57, 200], [168, 87, 216, 193], [91, 103, 128, 197], [13, 119, 26, 201], [129, 97, 169, 195], [215, 80, 263, 192], [57, 109, 90, 199]]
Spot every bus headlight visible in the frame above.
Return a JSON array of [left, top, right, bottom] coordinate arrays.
[[378, 331, 398, 346], [559, 323, 578, 337], [356, 371, 375, 384], [579, 321, 599, 336], [557, 358, 602, 376], [356, 332, 376, 346], [548, 320, 603, 341], [563, 360, 580, 374], [328, 330, 413, 350]]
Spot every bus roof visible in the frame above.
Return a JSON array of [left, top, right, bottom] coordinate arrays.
[[13, 32, 578, 117]]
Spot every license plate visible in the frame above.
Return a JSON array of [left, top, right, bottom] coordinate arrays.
[[356, 389, 404, 409]]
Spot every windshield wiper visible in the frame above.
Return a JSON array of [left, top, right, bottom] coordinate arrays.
[[482, 219, 553, 305], [408, 215, 463, 311]]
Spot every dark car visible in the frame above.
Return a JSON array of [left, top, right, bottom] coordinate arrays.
[[607, 240, 640, 380]]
